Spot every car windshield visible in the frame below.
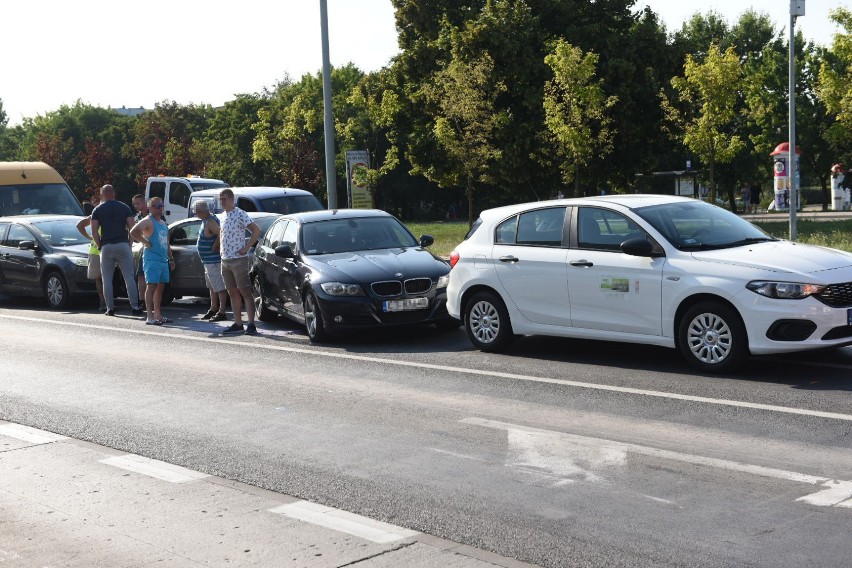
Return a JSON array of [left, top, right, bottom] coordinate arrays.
[[30, 218, 90, 247], [301, 217, 418, 255], [634, 200, 777, 251], [0, 184, 84, 216], [260, 195, 323, 214], [189, 181, 229, 191]]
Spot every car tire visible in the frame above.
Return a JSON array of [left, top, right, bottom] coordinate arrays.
[[303, 291, 329, 343], [44, 271, 70, 309], [161, 284, 174, 306], [253, 275, 277, 322], [677, 301, 748, 373], [464, 291, 514, 352]]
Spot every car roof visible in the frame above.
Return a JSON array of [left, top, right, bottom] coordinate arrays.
[[0, 214, 85, 223], [169, 211, 280, 227], [478, 194, 698, 221], [282, 209, 392, 224], [189, 186, 317, 198]]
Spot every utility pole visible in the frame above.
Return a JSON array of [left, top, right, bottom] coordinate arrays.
[[789, 0, 805, 240], [320, 0, 337, 209]]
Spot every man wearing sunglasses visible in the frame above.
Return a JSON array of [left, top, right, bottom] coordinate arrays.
[[129, 197, 175, 325]]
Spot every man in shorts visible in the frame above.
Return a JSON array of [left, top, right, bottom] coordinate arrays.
[[194, 201, 228, 321], [218, 188, 261, 335], [76, 215, 106, 310], [129, 197, 174, 325]]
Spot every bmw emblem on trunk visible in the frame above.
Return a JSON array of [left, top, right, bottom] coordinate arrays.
[[395, 273, 403, 278]]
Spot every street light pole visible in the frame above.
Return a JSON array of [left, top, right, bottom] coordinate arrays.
[[320, 0, 338, 209], [789, 0, 805, 241]]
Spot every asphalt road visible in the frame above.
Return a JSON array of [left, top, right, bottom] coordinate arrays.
[[1, 298, 851, 567]]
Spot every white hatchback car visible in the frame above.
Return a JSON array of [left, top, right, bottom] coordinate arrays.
[[446, 195, 852, 372]]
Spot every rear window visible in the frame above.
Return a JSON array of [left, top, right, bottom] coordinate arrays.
[[464, 218, 483, 240], [260, 195, 323, 214], [0, 184, 84, 216]]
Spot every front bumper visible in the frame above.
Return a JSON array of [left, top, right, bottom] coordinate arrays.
[[316, 289, 452, 330]]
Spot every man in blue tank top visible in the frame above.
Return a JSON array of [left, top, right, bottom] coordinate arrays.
[[129, 197, 174, 325], [194, 201, 228, 321]]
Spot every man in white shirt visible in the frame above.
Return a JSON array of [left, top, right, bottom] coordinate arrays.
[[218, 189, 261, 335]]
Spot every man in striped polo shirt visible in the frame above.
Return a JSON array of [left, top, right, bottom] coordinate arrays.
[[194, 201, 228, 321]]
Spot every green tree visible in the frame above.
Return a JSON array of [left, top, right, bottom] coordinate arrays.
[[543, 40, 616, 195], [0, 99, 23, 161], [423, 52, 508, 226], [819, 8, 852, 159], [201, 93, 273, 186], [665, 44, 745, 204]]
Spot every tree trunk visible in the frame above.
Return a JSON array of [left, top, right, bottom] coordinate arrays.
[[467, 176, 475, 228]]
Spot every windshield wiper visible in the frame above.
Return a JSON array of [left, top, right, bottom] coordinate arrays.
[[726, 237, 778, 247]]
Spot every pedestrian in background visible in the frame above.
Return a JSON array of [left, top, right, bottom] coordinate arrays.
[[129, 197, 174, 325], [90, 185, 142, 317], [218, 188, 261, 335], [131, 194, 149, 307], [750, 181, 761, 214], [740, 182, 751, 214], [194, 201, 228, 322]]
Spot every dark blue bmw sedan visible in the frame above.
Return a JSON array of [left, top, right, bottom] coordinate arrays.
[[250, 209, 457, 341]]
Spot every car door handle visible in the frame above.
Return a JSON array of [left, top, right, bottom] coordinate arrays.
[[499, 255, 519, 263], [570, 260, 594, 267]]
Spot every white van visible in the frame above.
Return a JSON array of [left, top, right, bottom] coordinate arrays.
[[144, 175, 229, 223], [0, 162, 84, 217]]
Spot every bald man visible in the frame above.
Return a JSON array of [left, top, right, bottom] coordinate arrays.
[[90, 184, 143, 317]]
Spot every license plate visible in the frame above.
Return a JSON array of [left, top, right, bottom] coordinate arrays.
[[383, 297, 429, 312]]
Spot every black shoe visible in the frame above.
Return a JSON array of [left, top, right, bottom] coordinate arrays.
[[104, 309, 115, 316], [245, 324, 258, 336], [131, 308, 144, 317], [222, 323, 244, 334], [201, 309, 217, 320], [209, 312, 228, 322]]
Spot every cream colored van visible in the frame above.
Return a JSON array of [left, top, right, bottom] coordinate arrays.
[[0, 162, 84, 217]]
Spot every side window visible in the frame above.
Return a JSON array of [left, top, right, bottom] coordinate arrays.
[[264, 220, 288, 248], [148, 181, 166, 200], [495, 216, 518, 244], [170, 221, 202, 246], [578, 208, 644, 251], [4, 224, 34, 247], [0, 223, 10, 244], [516, 208, 565, 246], [281, 221, 299, 252], [237, 197, 258, 212], [169, 183, 191, 209]]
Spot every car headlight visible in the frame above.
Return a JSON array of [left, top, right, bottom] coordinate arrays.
[[71, 257, 89, 267], [437, 274, 450, 288], [320, 282, 365, 296], [746, 281, 825, 299]]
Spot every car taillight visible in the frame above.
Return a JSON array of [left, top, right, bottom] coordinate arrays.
[[449, 251, 460, 268]]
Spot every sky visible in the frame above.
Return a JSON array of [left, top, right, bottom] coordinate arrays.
[[2, 1, 848, 126]]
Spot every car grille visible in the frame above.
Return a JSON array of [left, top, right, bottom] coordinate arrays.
[[371, 278, 433, 297], [814, 282, 852, 308], [372, 281, 402, 296], [404, 278, 432, 294]]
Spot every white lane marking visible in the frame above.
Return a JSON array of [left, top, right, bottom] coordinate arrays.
[[269, 500, 419, 544], [2, 313, 852, 423], [462, 417, 852, 508], [0, 423, 68, 444], [429, 448, 487, 462], [796, 480, 852, 507], [99, 454, 210, 483]]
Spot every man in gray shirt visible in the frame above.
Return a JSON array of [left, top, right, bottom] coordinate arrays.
[[91, 184, 142, 316]]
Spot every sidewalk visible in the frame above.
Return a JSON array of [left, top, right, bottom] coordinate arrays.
[[0, 421, 536, 568], [742, 204, 852, 223]]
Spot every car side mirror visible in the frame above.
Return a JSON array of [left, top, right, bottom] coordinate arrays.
[[420, 235, 434, 248], [18, 240, 36, 251], [275, 244, 295, 259], [621, 238, 661, 258]]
